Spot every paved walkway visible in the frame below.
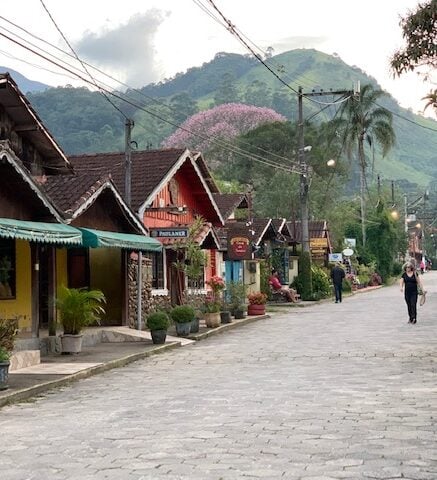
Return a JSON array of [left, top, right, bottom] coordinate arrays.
[[1, 276, 436, 479]]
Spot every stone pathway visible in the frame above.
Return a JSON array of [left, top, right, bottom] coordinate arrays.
[[0, 274, 436, 479]]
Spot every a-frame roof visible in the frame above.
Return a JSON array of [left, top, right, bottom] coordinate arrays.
[[0, 73, 71, 173], [44, 172, 148, 234], [69, 148, 224, 224], [213, 193, 248, 221]]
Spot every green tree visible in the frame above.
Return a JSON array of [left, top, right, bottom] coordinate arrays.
[[243, 80, 272, 107], [390, 0, 436, 76], [338, 84, 396, 246], [168, 92, 198, 125], [213, 72, 240, 105]]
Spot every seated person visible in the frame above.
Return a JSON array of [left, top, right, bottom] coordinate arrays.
[[269, 269, 298, 302]]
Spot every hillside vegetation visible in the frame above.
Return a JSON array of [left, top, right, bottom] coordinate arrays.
[[26, 49, 437, 186]]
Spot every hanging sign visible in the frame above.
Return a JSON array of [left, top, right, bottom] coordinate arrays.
[[228, 235, 251, 260], [342, 248, 354, 257]]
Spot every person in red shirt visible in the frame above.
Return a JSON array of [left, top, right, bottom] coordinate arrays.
[[269, 269, 298, 302]]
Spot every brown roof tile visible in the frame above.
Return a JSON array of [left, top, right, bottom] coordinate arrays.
[[212, 193, 248, 220], [69, 148, 187, 211]]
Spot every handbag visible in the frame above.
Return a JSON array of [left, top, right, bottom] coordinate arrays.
[[419, 289, 427, 306]]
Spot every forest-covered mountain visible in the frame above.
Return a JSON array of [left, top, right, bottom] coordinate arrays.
[[21, 49, 437, 186]]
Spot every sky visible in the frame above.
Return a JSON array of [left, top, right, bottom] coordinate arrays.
[[0, 0, 435, 119]]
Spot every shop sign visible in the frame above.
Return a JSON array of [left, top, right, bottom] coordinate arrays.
[[150, 228, 188, 238], [310, 238, 328, 249], [329, 253, 343, 262], [228, 235, 251, 260]]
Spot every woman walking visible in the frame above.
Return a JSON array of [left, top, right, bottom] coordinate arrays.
[[400, 262, 424, 324]]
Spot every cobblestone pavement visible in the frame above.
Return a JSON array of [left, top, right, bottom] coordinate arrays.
[[1, 274, 437, 480]]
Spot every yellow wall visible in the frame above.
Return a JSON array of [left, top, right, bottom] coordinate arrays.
[[0, 240, 32, 331], [56, 248, 68, 292], [89, 248, 122, 325]]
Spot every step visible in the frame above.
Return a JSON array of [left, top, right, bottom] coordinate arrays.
[[9, 350, 41, 372]]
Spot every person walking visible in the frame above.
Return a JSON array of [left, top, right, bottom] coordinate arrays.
[[400, 262, 424, 324], [331, 262, 345, 303]]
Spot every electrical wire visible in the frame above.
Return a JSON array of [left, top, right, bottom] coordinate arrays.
[[38, 0, 128, 120], [0, 15, 303, 167]]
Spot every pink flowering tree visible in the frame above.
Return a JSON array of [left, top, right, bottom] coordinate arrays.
[[162, 103, 286, 154]]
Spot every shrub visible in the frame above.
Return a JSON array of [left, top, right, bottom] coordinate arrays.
[[227, 281, 247, 309], [0, 346, 10, 362], [311, 264, 331, 299], [0, 318, 18, 353], [170, 305, 195, 324], [247, 292, 267, 305], [146, 311, 170, 331]]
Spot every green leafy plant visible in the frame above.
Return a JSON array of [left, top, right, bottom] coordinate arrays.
[[146, 311, 170, 331], [311, 264, 331, 299], [170, 305, 195, 324], [55, 286, 106, 335], [227, 281, 247, 310], [0, 317, 18, 353], [0, 346, 10, 362], [203, 298, 221, 313]]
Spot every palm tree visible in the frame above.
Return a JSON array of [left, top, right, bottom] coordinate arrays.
[[422, 89, 437, 113], [339, 84, 396, 246]]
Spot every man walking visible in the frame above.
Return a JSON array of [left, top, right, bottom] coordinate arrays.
[[331, 262, 345, 303]]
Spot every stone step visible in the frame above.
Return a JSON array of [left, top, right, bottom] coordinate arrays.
[[9, 350, 41, 372]]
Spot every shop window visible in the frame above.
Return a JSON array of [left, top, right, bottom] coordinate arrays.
[[0, 238, 16, 299], [144, 251, 164, 289]]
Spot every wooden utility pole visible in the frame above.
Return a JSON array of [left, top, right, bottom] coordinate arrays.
[[124, 119, 134, 207]]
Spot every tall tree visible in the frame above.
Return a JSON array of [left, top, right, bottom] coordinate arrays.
[[391, 0, 437, 113], [391, 0, 436, 75], [213, 72, 240, 106], [338, 84, 396, 246]]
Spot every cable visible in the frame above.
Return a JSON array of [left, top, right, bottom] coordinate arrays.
[[38, 0, 128, 120], [375, 101, 437, 133]]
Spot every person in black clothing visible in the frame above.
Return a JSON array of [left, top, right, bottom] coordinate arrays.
[[331, 262, 345, 303], [400, 262, 424, 324]]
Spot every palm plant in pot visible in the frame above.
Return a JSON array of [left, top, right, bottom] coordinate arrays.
[[56, 286, 106, 354], [146, 311, 170, 344], [0, 317, 18, 391], [170, 305, 195, 337], [247, 291, 267, 316]]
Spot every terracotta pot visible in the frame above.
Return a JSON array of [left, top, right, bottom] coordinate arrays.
[[205, 312, 221, 328], [247, 304, 266, 316]]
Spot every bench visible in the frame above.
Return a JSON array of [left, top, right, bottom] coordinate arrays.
[[269, 285, 301, 303]]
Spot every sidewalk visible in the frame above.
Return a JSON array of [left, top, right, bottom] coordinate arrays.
[[0, 313, 270, 409]]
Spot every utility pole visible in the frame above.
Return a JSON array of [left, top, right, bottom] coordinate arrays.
[[124, 119, 142, 332], [297, 87, 309, 254], [124, 119, 134, 207]]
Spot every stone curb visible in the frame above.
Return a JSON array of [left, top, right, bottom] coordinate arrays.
[[0, 342, 180, 409], [188, 314, 270, 341]]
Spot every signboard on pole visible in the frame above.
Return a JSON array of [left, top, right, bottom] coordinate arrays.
[[329, 253, 343, 263], [344, 238, 356, 247]]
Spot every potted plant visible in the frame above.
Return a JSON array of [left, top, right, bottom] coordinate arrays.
[[56, 286, 106, 354], [146, 311, 170, 344], [203, 297, 221, 328], [220, 300, 232, 324], [247, 291, 268, 316], [0, 317, 18, 391], [228, 281, 246, 319], [170, 305, 195, 337]]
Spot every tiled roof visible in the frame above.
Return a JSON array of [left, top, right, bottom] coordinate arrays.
[[225, 218, 276, 246], [212, 193, 248, 220], [43, 171, 111, 217], [285, 220, 328, 242], [69, 148, 187, 211]]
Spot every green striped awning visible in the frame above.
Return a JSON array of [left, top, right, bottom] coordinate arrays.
[[0, 218, 82, 245], [79, 228, 162, 251]]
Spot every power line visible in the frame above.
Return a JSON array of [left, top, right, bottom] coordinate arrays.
[[38, 0, 128, 120]]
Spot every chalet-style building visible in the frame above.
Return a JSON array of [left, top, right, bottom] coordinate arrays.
[[69, 149, 224, 303]]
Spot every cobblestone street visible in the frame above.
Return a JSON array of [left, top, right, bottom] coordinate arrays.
[[1, 274, 437, 480]]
